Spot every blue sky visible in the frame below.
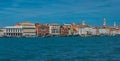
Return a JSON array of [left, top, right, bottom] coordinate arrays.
[[0, 0, 120, 27]]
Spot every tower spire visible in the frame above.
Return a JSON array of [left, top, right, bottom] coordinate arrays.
[[103, 18, 106, 26], [114, 21, 116, 28], [82, 20, 85, 25]]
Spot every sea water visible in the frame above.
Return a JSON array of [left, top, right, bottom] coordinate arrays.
[[0, 36, 120, 61]]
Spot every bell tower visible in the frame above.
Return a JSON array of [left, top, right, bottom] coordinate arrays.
[[82, 20, 85, 26], [114, 21, 116, 28], [103, 18, 106, 26]]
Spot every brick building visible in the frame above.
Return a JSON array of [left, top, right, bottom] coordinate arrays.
[[35, 23, 49, 36], [60, 25, 71, 36]]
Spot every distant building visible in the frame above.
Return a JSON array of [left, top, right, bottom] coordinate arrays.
[[1, 19, 120, 37], [61, 23, 72, 36], [90, 27, 97, 35], [110, 24, 120, 35], [49, 24, 60, 35], [60, 25, 71, 36], [94, 27, 100, 35], [110, 28, 119, 35], [16, 22, 36, 37], [112, 22, 120, 35], [4, 26, 23, 37], [98, 18, 111, 35], [78, 20, 92, 35], [35, 23, 49, 36], [78, 27, 86, 35], [71, 24, 79, 35], [0, 28, 4, 37], [65, 22, 84, 35], [60, 23, 79, 36], [98, 27, 111, 35], [78, 26, 92, 35]]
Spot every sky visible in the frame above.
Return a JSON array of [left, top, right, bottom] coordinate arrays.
[[0, 0, 120, 27]]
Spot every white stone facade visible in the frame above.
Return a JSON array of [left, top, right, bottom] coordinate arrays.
[[17, 22, 36, 37], [0, 28, 4, 37], [49, 25, 60, 35], [98, 28, 110, 35], [78, 27, 92, 35], [4, 26, 23, 37], [111, 30, 120, 35]]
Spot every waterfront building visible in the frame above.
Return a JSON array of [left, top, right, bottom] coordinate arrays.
[[110, 28, 119, 35], [35, 23, 49, 36], [70, 23, 79, 35], [4, 26, 23, 37], [98, 18, 111, 35], [60, 25, 71, 36], [49, 24, 60, 35], [0, 28, 5, 37], [94, 27, 101, 35], [98, 27, 111, 35], [72, 25, 79, 35], [62, 23, 83, 36], [60, 23, 79, 36], [78, 27, 86, 35], [78, 20, 93, 36], [1, 18, 120, 37], [90, 27, 97, 35], [16, 22, 36, 37], [78, 26, 92, 35], [110, 22, 120, 35]]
